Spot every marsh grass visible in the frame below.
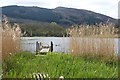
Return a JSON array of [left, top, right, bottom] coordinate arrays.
[[2, 15, 22, 58], [67, 23, 118, 61]]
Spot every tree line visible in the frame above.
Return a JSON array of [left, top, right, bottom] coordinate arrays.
[[19, 22, 67, 37]]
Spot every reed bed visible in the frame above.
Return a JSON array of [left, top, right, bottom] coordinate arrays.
[[2, 15, 22, 58], [67, 23, 118, 60]]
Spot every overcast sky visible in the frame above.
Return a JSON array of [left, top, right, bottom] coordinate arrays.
[[0, 0, 119, 19]]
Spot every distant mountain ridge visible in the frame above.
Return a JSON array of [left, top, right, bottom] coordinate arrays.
[[2, 5, 117, 27]]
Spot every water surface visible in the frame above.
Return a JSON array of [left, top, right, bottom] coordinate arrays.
[[21, 37, 120, 54]]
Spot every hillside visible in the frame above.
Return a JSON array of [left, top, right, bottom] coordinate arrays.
[[2, 5, 117, 27], [53, 7, 116, 26]]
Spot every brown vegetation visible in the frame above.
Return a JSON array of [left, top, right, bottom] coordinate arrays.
[[1, 15, 22, 58], [67, 23, 118, 60]]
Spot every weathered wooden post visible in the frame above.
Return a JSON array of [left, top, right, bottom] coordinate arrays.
[[50, 41, 53, 52], [36, 41, 39, 54]]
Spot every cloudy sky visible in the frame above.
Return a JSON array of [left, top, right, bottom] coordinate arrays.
[[0, 0, 119, 19]]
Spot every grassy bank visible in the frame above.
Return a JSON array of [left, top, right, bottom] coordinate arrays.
[[3, 52, 118, 78]]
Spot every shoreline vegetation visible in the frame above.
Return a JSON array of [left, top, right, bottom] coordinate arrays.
[[68, 23, 118, 61], [20, 22, 67, 37], [1, 16, 119, 78], [3, 52, 118, 78], [2, 15, 22, 59], [20, 23, 120, 37]]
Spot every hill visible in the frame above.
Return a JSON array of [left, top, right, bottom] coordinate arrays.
[[2, 5, 117, 27]]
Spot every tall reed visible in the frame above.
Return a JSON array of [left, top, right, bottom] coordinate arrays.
[[0, 25, 2, 58], [0, 21, 2, 77], [2, 15, 22, 58], [67, 23, 118, 60]]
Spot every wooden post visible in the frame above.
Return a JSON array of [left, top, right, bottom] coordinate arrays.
[[50, 41, 53, 52], [36, 41, 39, 54]]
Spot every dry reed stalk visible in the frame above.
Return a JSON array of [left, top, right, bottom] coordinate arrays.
[[68, 23, 118, 60], [0, 26, 2, 58], [2, 15, 22, 58]]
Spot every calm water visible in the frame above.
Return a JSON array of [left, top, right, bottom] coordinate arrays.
[[21, 37, 70, 54], [21, 37, 120, 54]]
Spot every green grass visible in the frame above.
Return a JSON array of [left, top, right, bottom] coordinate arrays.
[[3, 52, 118, 78]]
